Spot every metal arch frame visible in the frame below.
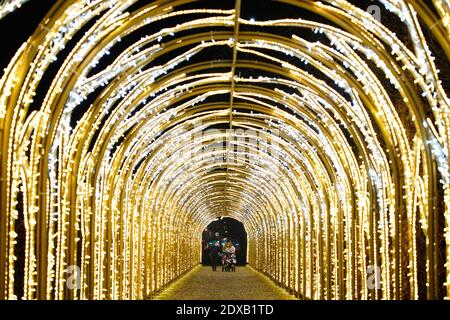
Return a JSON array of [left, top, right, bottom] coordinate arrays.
[[0, 0, 449, 300]]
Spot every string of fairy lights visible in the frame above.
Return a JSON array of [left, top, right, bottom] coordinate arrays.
[[0, 0, 449, 300]]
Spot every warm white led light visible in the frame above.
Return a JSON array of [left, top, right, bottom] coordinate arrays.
[[0, 0, 449, 300]]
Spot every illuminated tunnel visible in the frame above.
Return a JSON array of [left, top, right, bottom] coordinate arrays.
[[0, 0, 449, 300]]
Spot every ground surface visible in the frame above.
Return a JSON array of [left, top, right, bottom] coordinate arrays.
[[154, 266, 296, 300]]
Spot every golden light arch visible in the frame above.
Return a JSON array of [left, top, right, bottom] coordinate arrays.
[[0, 0, 449, 300]]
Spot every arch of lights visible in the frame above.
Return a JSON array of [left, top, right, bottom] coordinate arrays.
[[0, 0, 449, 300]]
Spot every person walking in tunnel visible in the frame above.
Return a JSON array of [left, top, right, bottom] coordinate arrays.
[[221, 240, 237, 272], [208, 241, 220, 271]]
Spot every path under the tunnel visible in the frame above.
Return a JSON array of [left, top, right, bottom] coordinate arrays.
[[154, 266, 296, 300]]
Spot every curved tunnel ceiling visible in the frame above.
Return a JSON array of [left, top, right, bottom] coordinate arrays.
[[0, 0, 449, 300]]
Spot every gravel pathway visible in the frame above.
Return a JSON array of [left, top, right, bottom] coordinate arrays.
[[154, 266, 296, 300]]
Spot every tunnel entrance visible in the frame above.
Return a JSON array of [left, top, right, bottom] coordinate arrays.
[[202, 217, 247, 266]]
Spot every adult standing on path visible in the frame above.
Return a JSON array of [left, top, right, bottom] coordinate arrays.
[[208, 241, 220, 271]]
